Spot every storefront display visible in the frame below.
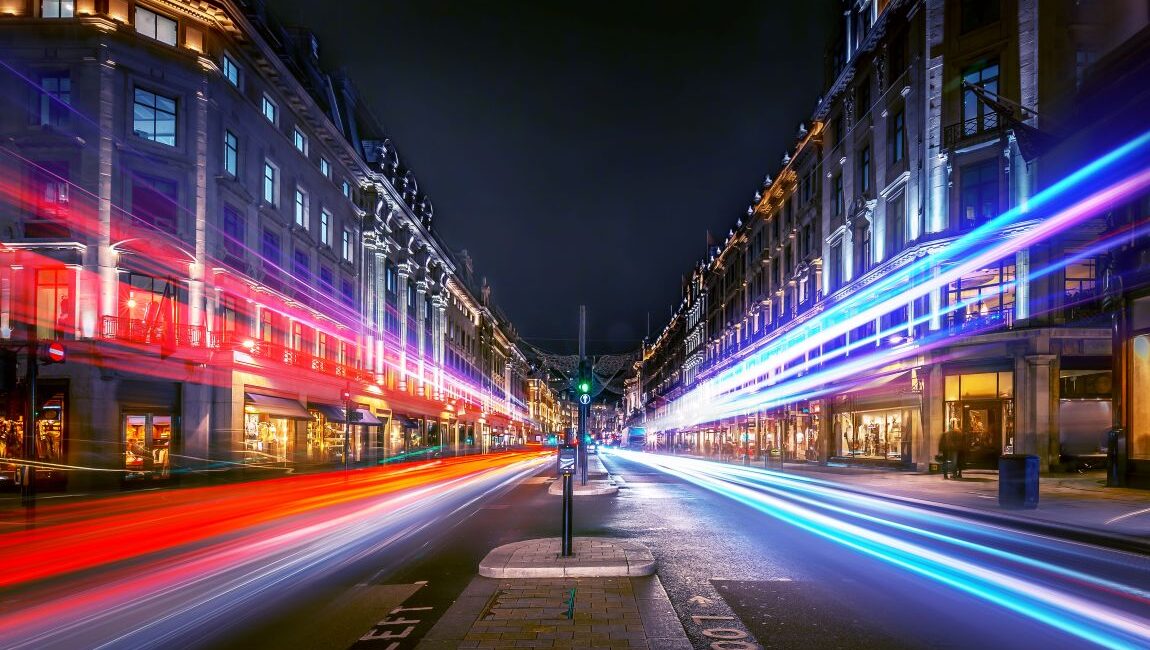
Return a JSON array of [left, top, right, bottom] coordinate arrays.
[[123, 413, 172, 479], [837, 407, 906, 459], [242, 392, 310, 464], [0, 390, 69, 486], [944, 371, 1014, 468]]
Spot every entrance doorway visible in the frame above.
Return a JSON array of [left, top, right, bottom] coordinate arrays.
[[962, 400, 1004, 469]]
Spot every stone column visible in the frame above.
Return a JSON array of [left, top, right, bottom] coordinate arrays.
[[97, 45, 117, 328], [1025, 354, 1057, 471], [396, 261, 411, 388], [415, 279, 428, 393], [433, 292, 448, 397]]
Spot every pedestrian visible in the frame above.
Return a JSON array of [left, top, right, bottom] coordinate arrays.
[[940, 421, 960, 480], [954, 428, 968, 479]]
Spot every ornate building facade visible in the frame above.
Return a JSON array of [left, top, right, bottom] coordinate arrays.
[[633, 0, 1149, 476], [0, 0, 552, 490]]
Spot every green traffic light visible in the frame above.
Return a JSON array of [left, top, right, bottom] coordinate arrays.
[[578, 381, 590, 393]]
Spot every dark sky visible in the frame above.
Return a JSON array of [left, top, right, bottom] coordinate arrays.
[[267, 0, 838, 354]]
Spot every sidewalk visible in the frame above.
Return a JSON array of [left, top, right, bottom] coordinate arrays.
[[638, 451, 1150, 550]]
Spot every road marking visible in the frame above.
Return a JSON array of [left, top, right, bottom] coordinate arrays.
[[353, 582, 436, 649], [1105, 506, 1150, 525]]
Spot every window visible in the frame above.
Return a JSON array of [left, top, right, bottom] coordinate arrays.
[[291, 321, 304, 351], [37, 73, 70, 126], [262, 161, 278, 205], [36, 269, 73, 340], [857, 76, 871, 120], [948, 260, 1015, 330], [962, 59, 1000, 136], [319, 266, 334, 293], [858, 225, 872, 274], [1075, 49, 1098, 90], [858, 146, 871, 194], [261, 228, 281, 267], [832, 114, 844, 149], [829, 241, 843, 291], [222, 205, 245, 258], [959, 159, 999, 230], [133, 88, 176, 146], [135, 6, 177, 46], [294, 187, 309, 229], [342, 229, 354, 263], [341, 279, 355, 306], [293, 249, 309, 280], [889, 109, 905, 164], [261, 94, 277, 124], [886, 192, 906, 256], [833, 174, 844, 216], [961, 0, 1000, 33], [293, 128, 308, 155], [223, 130, 238, 176], [320, 208, 331, 246], [42, 1, 74, 18], [26, 161, 70, 238], [341, 180, 351, 199], [221, 53, 239, 87], [319, 158, 331, 178], [131, 175, 179, 234]]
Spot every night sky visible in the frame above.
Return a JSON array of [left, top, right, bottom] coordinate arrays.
[[267, 0, 838, 354]]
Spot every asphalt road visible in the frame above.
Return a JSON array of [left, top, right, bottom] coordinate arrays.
[[600, 449, 1150, 649], [5, 449, 1149, 649]]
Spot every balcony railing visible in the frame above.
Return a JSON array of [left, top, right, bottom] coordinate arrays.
[[943, 113, 1005, 150], [101, 316, 217, 348], [946, 308, 1013, 336], [101, 316, 377, 383]]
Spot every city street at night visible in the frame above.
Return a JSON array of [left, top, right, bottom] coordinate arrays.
[[3, 0, 1150, 648]]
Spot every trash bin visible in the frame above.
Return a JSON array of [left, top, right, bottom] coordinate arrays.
[[998, 454, 1039, 509]]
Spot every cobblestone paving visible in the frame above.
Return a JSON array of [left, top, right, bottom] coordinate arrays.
[[460, 578, 649, 649]]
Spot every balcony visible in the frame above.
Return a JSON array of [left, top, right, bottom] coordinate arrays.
[[943, 114, 1005, 150], [946, 308, 1013, 336], [101, 316, 218, 349]]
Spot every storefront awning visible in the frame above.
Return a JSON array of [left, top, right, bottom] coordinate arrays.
[[312, 403, 384, 426], [245, 392, 311, 420]]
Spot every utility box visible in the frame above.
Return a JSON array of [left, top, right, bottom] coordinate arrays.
[[999, 454, 1039, 509], [558, 445, 576, 476]]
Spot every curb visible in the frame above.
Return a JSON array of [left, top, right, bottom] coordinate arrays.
[[546, 479, 619, 496], [478, 537, 656, 578], [773, 465, 1150, 555]]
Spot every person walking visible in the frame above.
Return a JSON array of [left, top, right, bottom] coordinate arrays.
[[954, 427, 968, 479], [940, 421, 961, 479]]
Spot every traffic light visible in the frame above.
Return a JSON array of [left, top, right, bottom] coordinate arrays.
[[341, 389, 352, 402], [575, 361, 592, 398]]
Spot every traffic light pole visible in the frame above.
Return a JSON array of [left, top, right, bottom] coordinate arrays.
[[578, 306, 588, 486]]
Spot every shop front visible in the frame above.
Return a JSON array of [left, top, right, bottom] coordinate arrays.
[[118, 380, 179, 483], [0, 381, 69, 489], [307, 403, 384, 465], [943, 371, 1014, 469], [243, 391, 310, 464], [123, 413, 172, 480], [831, 388, 919, 467]]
